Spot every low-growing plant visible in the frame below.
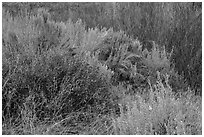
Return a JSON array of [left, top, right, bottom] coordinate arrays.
[[112, 77, 202, 135]]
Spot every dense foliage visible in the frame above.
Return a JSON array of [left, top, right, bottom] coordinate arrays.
[[2, 2, 202, 135]]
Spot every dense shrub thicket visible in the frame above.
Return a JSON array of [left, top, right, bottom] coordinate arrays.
[[3, 2, 202, 95], [2, 9, 114, 124], [2, 3, 202, 135]]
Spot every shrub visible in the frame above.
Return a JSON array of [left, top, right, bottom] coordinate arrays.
[[2, 9, 113, 126], [2, 4, 201, 135], [53, 56, 113, 116], [112, 79, 202, 135]]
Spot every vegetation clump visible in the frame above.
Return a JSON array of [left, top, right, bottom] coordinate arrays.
[[2, 3, 202, 135]]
